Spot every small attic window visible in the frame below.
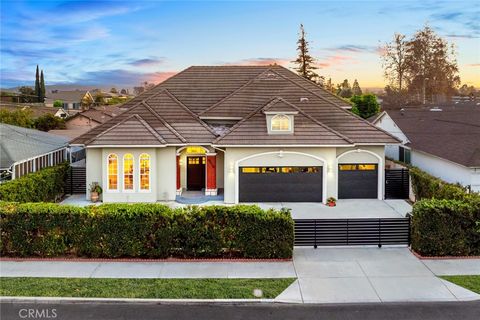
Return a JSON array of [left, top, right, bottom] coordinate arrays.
[[271, 114, 291, 131]]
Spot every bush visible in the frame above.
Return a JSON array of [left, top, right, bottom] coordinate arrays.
[[410, 167, 472, 200], [411, 198, 480, 256], [0, 163, 68, 202], [0, 202, 294, 259]]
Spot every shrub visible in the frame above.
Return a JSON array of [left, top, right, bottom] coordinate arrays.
[[410, 167, 472, 201], [411, 198, 480, 256], [0, 202, 294, 259], [0, 163, 68, 203]]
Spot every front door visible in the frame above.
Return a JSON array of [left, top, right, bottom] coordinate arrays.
[[187, 156, 206, 190]]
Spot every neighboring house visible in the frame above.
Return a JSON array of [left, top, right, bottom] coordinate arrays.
[[370, 104, 480, 192], [0, 123, 69, 181], [71, 65, 399, 203], [45, 90, 94, 110], [0, 104, 70, 118]]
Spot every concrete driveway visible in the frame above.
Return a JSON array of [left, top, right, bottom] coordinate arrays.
[[276, 247, 480, 303], [257, 199, 412, 219]]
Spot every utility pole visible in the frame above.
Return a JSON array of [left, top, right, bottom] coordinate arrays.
[[423, 77, 429, 104]]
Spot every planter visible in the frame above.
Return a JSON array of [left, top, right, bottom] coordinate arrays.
[[327, 202, 336, 207], [90, 191, 99, 203]]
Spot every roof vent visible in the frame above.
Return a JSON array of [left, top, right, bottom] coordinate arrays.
[[300, 97, 309, 102], [430, 107, 442, 112]]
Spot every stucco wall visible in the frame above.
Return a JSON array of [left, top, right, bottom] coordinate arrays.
[[156, 147, 176, 201], [66, 116, 99, 130], [85, 148, 102, 200]]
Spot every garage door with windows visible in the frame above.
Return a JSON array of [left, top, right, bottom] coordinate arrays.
[[239, 166, 322, 202], [338, 164, 378, 199]]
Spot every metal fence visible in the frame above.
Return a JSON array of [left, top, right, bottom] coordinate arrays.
[[385, 169, 410, 199], [294, 217, 411, 248]]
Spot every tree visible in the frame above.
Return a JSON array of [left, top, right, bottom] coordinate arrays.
[[325, 78, 336, 94], [53, 100, 64, 108], [18, 86, 37, 103], [40, 70, 46, 102], [338, 79, 352, 98], [94, 92, 105, 105], [133, 86, 144, 95], [120, 88, 128, 95], [81, 94, 94, 110], [352, 79, 362, 96], [0, 109, 34, 127], [33, 114, 66, 131], [350, 94, 380, 119], [34, 65, 40, 102], [381, 33, 408, 92], [292, 24, 319, 82], [110, 87, 118, 94]]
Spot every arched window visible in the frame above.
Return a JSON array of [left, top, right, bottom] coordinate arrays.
[[139, 153, 150, 191], [271, 114, 291, 131], [107, 154, 118, 190], [123, 153, 134, 191]]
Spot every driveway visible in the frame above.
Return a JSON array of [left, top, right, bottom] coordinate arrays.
[[275, 247, 480, 303], [257, 199, 412, 219]]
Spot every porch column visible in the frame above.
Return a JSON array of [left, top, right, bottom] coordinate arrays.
[[176, 155, 182, 195], [205, 153, 217, 196]]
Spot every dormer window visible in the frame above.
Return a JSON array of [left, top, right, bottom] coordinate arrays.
[[271, 114, 291, 131]]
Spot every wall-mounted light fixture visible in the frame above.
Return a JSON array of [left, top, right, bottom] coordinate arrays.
[[229, 162, 234, 174], [278, 150, 284, 158], [327, 164, 333, 173]]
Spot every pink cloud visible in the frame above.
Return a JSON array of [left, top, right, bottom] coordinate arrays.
[[316, 55, 356, 68], [467, 63, 480, 67]]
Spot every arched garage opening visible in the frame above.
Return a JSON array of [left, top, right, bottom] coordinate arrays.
[[235, 151, 327, 204], [336, 149, 383, 200]]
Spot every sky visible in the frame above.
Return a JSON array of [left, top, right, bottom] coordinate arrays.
[[0, 0, 479, 89]]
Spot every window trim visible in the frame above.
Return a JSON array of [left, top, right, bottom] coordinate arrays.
[[270, 114, 291, 132], [107, 153, 119, 192], [123, 153, 135, 192], [138, 153, 151, 192]]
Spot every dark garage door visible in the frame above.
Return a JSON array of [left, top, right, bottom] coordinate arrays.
[[239, 166, 322, 202], [338, 164, 378, 199]]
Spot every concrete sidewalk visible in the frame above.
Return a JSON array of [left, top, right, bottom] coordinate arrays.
[[422, 259, 480, 276]]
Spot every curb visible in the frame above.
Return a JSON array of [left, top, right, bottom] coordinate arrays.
[[0, 296, 274, 304], [0, 257, 292, 263], [410, 249, 480, 260]]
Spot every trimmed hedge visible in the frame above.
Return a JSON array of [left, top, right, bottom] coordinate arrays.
[[0, 163, 68, 203], [411, 198, 480, 256], [410, 167, 472, 201], [0, 202, 294, 259]]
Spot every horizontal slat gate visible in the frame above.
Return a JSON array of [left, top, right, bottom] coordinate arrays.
[[294, 218, 410, 247], [65, 167, 86, 194], [385, 169, 409, 199]]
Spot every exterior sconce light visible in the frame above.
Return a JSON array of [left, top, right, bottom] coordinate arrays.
[[327, 164, 333, 173], [229, 162, 234, 173], [278, 150, 284, 158]]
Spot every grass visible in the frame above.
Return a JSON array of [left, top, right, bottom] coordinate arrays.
[[0, 277, 295, 299], [441, 275, 480, 294]]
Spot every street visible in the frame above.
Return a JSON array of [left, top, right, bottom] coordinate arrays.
[[1, 300, 479, 320]]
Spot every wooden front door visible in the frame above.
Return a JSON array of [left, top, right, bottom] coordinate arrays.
[[187, 156, 206, 190]]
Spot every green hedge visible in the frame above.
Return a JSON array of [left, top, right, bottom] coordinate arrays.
[[0, 163, 68, 203], [410, 167, 471, 200], [411, 198, 480, 256], [0, 202, 294, 259]]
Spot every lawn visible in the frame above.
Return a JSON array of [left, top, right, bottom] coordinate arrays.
[[441, 275, 480, 294], [0, 277, 295, 299]]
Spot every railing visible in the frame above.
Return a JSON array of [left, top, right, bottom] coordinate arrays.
[[294, 217, 411, 248]]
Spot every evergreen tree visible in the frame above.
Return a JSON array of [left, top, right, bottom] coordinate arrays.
[[292, 24, 319, 82], [40, 70, 46, 102], [352, 79, 362, 96], [34, 65, 40, 101], [338, 79, 353, 98]]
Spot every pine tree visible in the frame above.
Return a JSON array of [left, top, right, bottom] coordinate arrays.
[[40, 70, 46, 102], [352, 79, 362, 96], [292, 24, 319, 82], [34, 65, 40, 101], [338, 79, 353, 98]]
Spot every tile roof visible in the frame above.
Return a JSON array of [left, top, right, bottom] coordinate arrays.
[[385, 106, 480, 167], [45, 90, 90, 103], [71, 65, 399, 147], [0, 124, 69, 169]]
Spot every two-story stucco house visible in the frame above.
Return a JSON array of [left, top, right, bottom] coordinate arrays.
[[71, 66, 399, 203]]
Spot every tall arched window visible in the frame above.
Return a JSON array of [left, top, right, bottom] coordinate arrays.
[[139, 153, 150, 191], [107, 154, 118, 190], [123, 153, 134, 191], [271, 114, 291, 131]]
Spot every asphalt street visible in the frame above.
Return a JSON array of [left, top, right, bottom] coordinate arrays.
[[1, 300, 479, 320]]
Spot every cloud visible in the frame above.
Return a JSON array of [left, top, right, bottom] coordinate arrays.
[[224, 58, 291, 66], [316, 55, 356, 68], [445, 34, 479, 39], [467, 63, 480, 67], [128, 58, 165, 67], [329, 45, 378, 53], [69, 69, 177, 86]]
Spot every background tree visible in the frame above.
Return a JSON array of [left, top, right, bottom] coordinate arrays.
[[81, 94, 94, 110], [350, 94, 380, 119], [381, 33, 408, 92], [120, 88, 128, 95], [325, 78, 336, 93], [33, 114, 65, 131], [94, 92, 105, 105], [40, 70, 46, 102], [53, 100, 64, 108], [292, 24, 319, 82], [352, 79, 362, 96], [337, 79, 352, 98], [133, 86, 144, 95], [34, 65, 41, 102], [0, 109, 34, 127], [110, 87, 118, 94], [18, 86, 37, 103]]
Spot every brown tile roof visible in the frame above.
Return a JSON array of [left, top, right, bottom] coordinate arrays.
[[45, 90, 89, 103], [386, 106, 480, 167], [71, 65, 399, 146]]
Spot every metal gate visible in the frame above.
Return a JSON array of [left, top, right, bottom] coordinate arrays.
[[294, 217, 411, 247], [385, 169, 409, 199], [65, 167, 86, 194]]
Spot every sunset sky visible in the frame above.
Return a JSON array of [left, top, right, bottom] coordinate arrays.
[[1, 0, 479, 89]]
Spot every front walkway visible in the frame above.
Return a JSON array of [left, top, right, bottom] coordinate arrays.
[[1, 248, 478, 303]]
